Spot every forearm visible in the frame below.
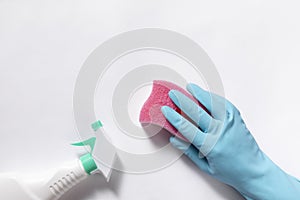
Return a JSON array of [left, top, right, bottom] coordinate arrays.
[[239, 155, 300, 200]]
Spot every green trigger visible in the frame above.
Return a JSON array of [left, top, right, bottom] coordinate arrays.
[[72, 137, 96, 152]]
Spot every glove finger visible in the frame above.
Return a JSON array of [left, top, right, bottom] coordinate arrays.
[[187, 83, 226, 120], [170, 137, 210, 173], [161, 106, 206, 149], [169, 89, 214, 133]]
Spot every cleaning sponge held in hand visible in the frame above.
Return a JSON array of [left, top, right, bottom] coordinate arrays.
[[139, 80, 202, 141]]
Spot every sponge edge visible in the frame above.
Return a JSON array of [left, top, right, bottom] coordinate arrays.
[[139, 80, 200, 142]]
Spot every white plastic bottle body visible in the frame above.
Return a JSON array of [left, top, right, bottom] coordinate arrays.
[[0, 160, 88, 200]]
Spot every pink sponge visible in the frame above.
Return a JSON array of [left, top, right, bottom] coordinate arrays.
[[139, 80, 202, 141]]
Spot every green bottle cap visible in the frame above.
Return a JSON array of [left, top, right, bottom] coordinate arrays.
[[80, 153, 97, 175]]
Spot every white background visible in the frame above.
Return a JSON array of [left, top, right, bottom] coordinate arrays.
[[1, 0, 300, 199]]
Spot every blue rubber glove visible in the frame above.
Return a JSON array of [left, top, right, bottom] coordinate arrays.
[[161, 83, 300, 200]]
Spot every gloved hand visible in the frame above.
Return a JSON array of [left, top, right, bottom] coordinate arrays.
[[161, 83, 300, 200]]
